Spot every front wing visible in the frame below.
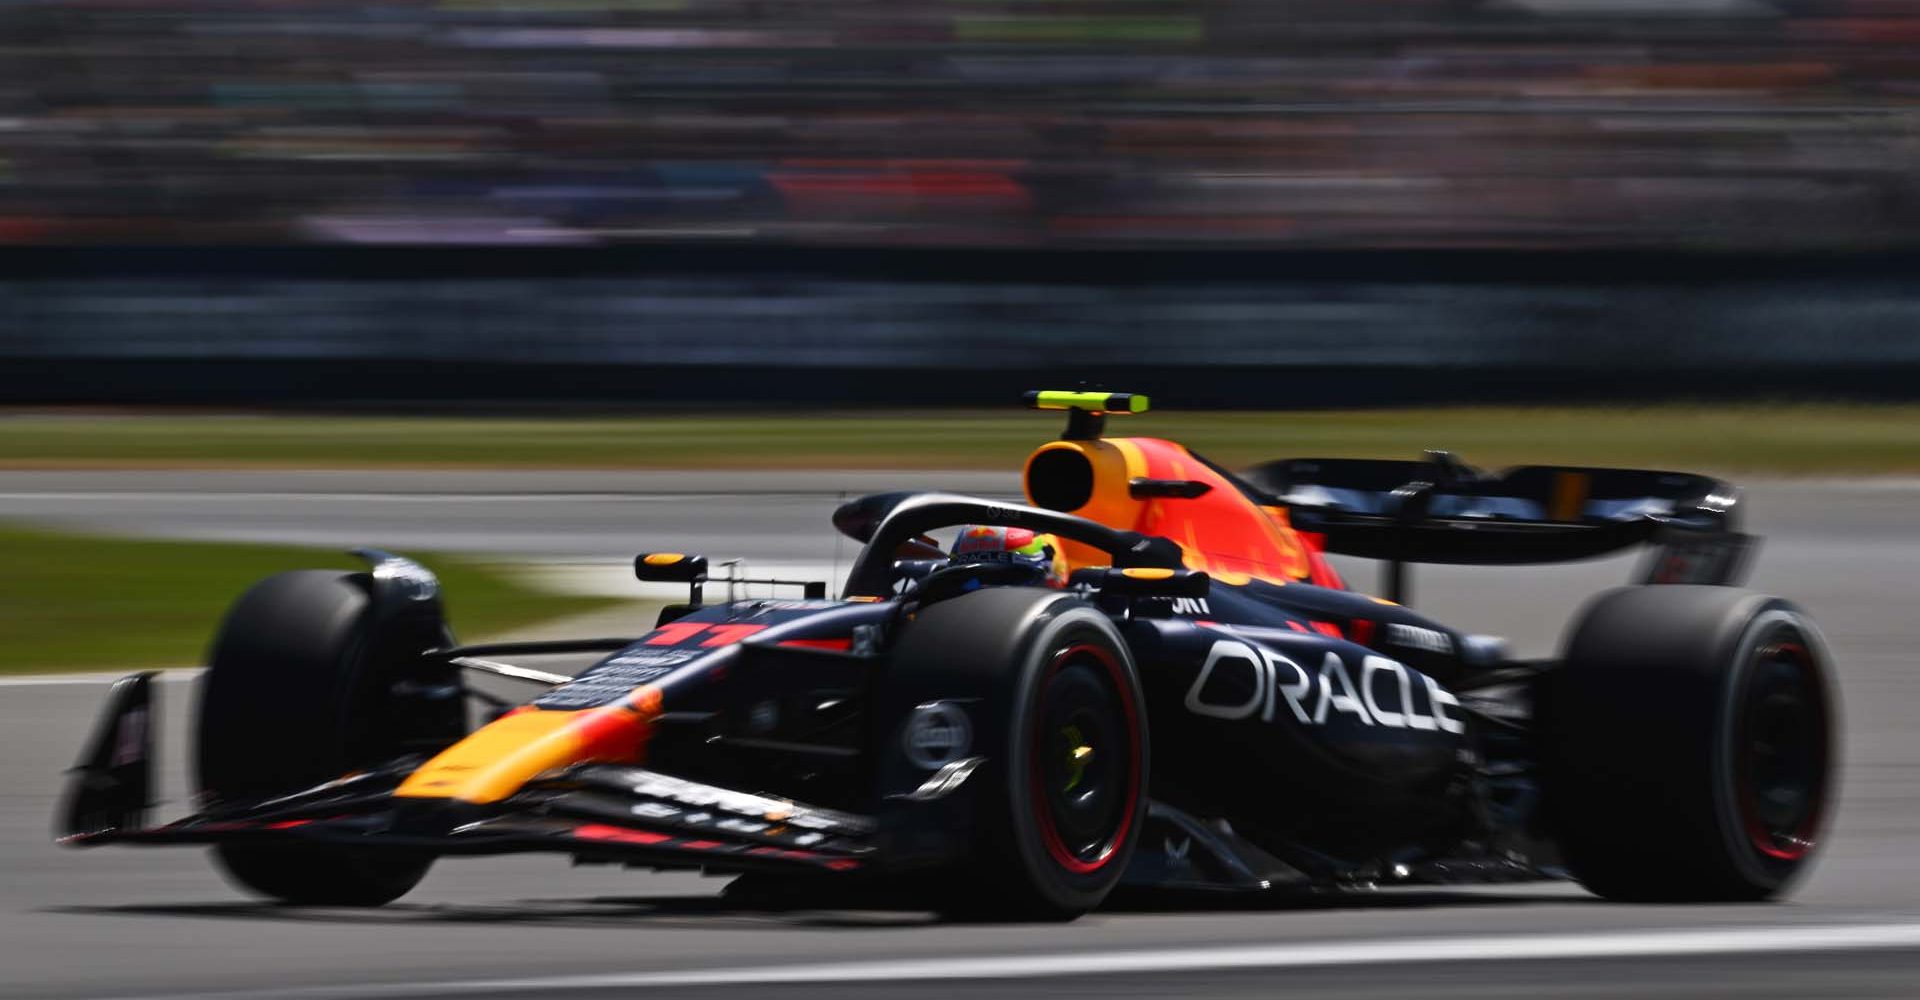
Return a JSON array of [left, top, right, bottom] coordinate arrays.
[[64, 758, 874, 874]]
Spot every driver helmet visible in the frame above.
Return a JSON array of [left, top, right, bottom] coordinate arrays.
[[949, 525, 1061, 584]]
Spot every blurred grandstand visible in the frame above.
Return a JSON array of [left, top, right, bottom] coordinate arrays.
[[6, 0, 1920, 250]]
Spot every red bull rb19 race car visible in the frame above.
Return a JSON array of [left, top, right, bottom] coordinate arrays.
[[59, 392, 1836, 918]]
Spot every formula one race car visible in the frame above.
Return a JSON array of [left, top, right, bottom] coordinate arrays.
[[59, 392, 1836, 918]]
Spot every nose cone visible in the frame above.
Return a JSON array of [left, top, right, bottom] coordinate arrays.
[[395, 687, 663, 805]]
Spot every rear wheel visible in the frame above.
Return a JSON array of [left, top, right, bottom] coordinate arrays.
[[1539, 586, 1836, 901], [888, 589, 1148, 920], [197, 570, 463, 906]]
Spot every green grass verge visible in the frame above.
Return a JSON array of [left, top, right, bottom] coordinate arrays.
[[0, 523, 627, 673], [3, 407, 1918, 474]]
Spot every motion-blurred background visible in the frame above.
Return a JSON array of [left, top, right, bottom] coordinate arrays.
[[12, 0, 1920, 250], [6, 0, 1920, 405]]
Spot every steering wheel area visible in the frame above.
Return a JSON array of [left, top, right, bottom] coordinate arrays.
[[910, 560, 1053, 605]]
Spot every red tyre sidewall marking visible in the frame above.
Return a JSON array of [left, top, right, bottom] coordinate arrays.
[[1029, 642, 1142, 876], [1735, 640, 1829, 862]]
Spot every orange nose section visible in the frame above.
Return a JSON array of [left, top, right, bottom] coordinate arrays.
[[395, 688, 661, 805]]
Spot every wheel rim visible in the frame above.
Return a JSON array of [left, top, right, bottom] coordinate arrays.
[[1030, 644, 1141, 875], [1735, 635, 1830, 862]]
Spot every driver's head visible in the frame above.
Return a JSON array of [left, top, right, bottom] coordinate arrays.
[[949, 525, 1061, 584]]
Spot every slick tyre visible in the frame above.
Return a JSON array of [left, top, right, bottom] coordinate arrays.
[[890, 589, 1149, 921], [1539, 586, 1836, 902], [197, 570, 459, 906]]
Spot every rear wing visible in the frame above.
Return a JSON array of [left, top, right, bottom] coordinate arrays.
[[1243, 453, 1753, 603]]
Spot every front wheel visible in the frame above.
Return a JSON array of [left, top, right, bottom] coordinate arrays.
[[888, 589, 1149, 920], [1538, 586, 1837, 902], [198, 570, 464, 906]]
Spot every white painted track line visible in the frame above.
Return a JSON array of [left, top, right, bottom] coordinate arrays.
[[0, 668, 200, 687], [106, 921, 1920, 998]]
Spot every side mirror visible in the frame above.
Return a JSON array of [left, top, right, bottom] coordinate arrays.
[[1080, 566, 1211, 598], [635, 552, 709, 604], [635, 552, 708, 582]]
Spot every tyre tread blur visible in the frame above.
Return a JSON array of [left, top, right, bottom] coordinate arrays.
[[197, 570, 433, 907], [1539, 585, 1827, 902]]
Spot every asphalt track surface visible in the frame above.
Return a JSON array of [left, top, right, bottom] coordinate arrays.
[[3, 471, 1919, 999]]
